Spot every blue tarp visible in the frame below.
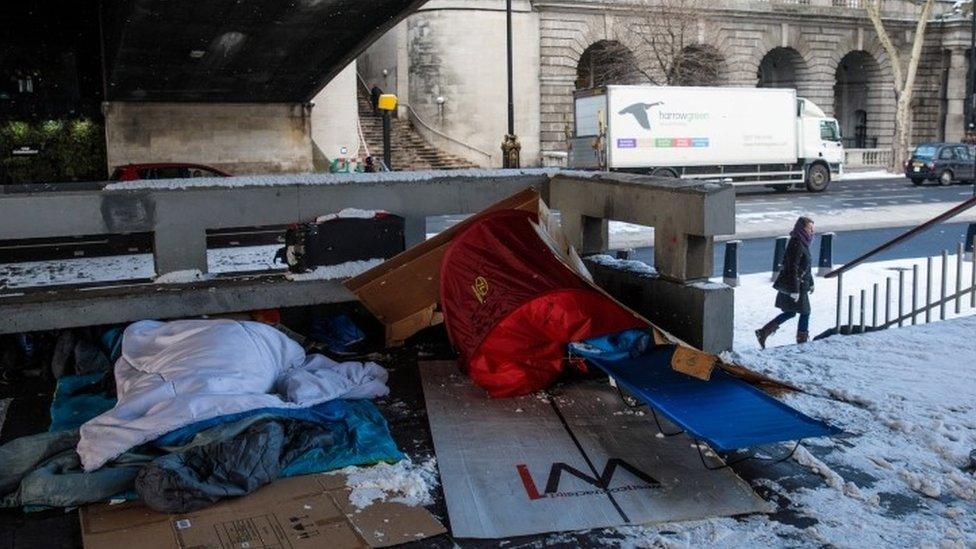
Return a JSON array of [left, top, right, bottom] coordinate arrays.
[[49, 373, 116, 432], [154, 399, 405, 476], [571, 330, 840, 453]]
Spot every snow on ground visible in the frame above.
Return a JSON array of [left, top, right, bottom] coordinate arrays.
[[731, 254, 976, 351], [208, 244, 282, 273], [332, 458, 439, 509], [727, 317, 976, 547], [0, 253, 156, 289], [602, 316, 976, 547], [0, 245, 284, 289], [839, 169, 903, 181]]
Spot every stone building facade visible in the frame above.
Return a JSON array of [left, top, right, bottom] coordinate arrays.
[[359, 0, 974, 168]]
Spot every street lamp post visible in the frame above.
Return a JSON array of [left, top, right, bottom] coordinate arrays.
[[971, 2, 975, 196], [501, 0, 521, 168]]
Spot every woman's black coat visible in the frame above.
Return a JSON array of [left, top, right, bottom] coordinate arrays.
[[772, 236, 815, 314]]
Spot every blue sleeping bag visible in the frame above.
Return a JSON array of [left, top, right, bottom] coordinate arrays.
[[571, 330, 840, 452]]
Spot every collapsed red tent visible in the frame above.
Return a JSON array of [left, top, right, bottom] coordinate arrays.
[[439, 209, 643, 397]]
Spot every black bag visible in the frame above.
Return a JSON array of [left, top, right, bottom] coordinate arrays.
[[275, 214, 405, 273]]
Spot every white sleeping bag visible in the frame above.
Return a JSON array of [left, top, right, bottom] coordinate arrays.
[[78, 319, 389, 471]]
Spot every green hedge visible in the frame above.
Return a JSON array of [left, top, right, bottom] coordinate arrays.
[[0, 119, 107, 183]]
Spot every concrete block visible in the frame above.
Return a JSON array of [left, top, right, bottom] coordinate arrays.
[[584, 258, 734, 353], [549, 172, 734, 281]]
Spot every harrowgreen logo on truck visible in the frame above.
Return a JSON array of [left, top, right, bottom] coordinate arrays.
[[617, 102, 664, 129]]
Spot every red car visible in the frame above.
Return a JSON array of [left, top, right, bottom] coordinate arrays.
[[110, 162, 231, 181]]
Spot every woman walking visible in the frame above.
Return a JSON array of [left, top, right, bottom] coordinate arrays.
[[756, 216, 816, 349]]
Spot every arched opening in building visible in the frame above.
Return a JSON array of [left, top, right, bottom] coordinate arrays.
[[668, 44, 724, 86], [834, 50, 888, 148], [757, 47, 807, 89], [575, 40, 641, 90]]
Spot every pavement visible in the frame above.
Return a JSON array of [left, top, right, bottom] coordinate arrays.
[[626, 221, 975, 277]]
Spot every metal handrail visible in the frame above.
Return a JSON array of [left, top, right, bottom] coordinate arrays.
[[824, 195, 976, 279], [878, 283, 976, 330], [355, 73, 492, 159]]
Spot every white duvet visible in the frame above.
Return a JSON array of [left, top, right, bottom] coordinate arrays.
[[78, 319, 389, 471]]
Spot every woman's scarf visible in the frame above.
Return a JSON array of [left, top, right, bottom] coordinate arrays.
[[790, 217, 813, 247]]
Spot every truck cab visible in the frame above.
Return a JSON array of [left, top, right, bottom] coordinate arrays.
[[797, 98, 844, 191]]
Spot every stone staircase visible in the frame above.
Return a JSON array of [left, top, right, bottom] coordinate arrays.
[[357, 88, 478, 171]]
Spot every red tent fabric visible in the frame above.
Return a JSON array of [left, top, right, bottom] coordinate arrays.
[[439, 209, 643, 397]]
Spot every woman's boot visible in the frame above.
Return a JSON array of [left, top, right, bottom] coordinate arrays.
[[755, 321, 779, 349], [796, 331, 809, 344]]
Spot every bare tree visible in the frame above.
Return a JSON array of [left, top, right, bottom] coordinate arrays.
[[574, 0, 721, 89], [630, 0, 721, 86], [864, 0, 935, 171]]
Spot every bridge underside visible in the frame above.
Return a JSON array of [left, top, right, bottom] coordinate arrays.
[[102, 0, 425, 102]]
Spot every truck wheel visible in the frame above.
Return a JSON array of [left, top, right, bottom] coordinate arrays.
[[806, 164, 830, 192], [910, 177, 925, 186], [651, 168, 678, 179], [939, 170, 954, 186]]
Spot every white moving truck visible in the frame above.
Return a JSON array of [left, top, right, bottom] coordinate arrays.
[[567, 85, 844, 192]]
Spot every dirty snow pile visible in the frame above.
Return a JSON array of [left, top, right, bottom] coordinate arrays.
[[332, 458, 439, 510]]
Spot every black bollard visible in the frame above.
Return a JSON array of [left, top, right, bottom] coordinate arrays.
[[723, 240, 740, 287], [818, 232, 835, 276], [965, 223, 976, 260], [771, 236, 788, 281]]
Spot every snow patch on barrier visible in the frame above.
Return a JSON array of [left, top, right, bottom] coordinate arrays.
[[284, 259, 384, 281], [103, 168, 561, 191], [154, 269, 212, 284], [586, 254, 657, 278], [315, 208, 386, 223]]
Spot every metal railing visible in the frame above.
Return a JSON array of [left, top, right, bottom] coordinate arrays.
[[826, 196, 976, 334], [832, 244, 975, 334], [354, 73, 492, 161]]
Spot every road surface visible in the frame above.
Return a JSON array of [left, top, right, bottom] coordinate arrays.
[[425, 176, 976, 247]]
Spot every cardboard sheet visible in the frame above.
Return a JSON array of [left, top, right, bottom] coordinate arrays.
[[345, 188, 544, 346], [80, 473, 445, 549], [420, 361, 770, 539]]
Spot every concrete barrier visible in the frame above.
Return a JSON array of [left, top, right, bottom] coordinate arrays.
[[0, 169, 736, 345], [549, 172, 735, 281], [584, 257, 734, 353]]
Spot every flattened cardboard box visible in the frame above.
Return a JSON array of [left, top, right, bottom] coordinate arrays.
[[80, 474, 445, 549]]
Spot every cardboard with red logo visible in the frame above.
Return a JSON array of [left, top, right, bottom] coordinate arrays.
[[419, 360, 771, 539], [79, 473, 446, 549]]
